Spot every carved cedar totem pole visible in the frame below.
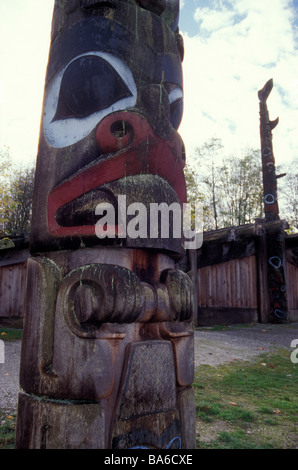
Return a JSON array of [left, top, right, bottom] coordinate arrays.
[[258, 79, 288, 323], [16, 0, 196, 449]]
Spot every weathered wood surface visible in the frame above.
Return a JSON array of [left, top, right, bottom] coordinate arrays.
[[287, 261, 298, 321], [0, 262, 27, 318], [16, 0, 195, 450], [197, 256, 258, 309]]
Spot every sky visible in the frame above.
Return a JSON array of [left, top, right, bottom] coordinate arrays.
[[0, 0, 297, 169]]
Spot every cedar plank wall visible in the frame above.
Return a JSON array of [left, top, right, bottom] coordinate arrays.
[[0, 262, 27, 325], [286, 236, 298, 323], [194, 226, 298, 326], [197, 256, 259, 326], [0, 229, 297, 327], [287, 261, 298, 322]]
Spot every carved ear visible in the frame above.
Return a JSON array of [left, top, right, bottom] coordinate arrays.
[[176, 32, 184, 61]]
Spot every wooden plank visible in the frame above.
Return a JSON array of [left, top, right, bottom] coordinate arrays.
[[250, 256, 258, 309], [239, 258, 245, 308], [287, 262, 298, 310], [255, 231, 270, 323], [197, 256, 258, 310], [210, 264, 214, 308], [197, 307, 259, 326], [230, 258, 236, 309], [235, 259, 241, 308], [0, 262, 27, 318]]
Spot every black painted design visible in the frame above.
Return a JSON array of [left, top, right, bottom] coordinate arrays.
[[53, 55, 132, 121], [112, 420, 181, 449]]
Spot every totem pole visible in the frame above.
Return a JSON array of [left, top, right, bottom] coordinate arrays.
[[258, 79, 288, 323], [16, 0, 196, 449]]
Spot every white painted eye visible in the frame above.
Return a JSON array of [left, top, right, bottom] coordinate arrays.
[[168, 87, 183, 130], [44, 52, 137, 148]]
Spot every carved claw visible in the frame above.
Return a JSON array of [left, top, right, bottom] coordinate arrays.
[[270, 117, 279, 130]]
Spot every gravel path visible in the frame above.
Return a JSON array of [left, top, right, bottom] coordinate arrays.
[[0, 340, 21, 415], [1, 323, 298, 415]]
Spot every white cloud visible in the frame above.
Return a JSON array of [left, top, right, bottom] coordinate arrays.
[[179, 0, 298, 167], [0, 0, 54, 166], [194, 5, 236, 32]]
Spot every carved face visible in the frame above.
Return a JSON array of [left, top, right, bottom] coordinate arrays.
[[31, 0, 186, 254]]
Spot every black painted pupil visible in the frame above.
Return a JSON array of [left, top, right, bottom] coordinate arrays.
[[53, 56, 132, 121]]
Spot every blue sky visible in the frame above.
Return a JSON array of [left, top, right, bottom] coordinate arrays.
[[0, 0, 297, 168], [178, 0, 298, 167]]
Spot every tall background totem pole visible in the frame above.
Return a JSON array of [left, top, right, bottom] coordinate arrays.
[[16, 0, 196, 449], [258, 79, 288, 323]]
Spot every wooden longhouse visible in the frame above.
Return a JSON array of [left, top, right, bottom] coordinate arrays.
[[0, 225, 297, 328], [190, 221, 298, 326], [0, 236, 29, 327]]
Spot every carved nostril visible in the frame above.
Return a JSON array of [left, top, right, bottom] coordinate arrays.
[[96, 116, 134, 153], [110, 120, 132, 139]]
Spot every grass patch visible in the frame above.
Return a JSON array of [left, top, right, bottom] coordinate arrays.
[[0, 412, 16, 449], [195, 349, 298, 449], [0, 328, 22, 342]]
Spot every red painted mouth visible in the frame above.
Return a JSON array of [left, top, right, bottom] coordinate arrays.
[[47, 111, 187, 237]]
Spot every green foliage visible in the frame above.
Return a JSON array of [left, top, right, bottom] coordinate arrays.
[[277, 158, 298, 233], [185, 138, 297, 232], [218, 149, 263, 227], [3, 167, 35, 237], [0, 413, 16, 449], [0, 328, 23, 342], [0, 147, 35, 237], [0, 146, 16, 230], [185, 138, 263, 230]]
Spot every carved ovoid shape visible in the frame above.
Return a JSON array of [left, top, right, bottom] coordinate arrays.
[[62, 264, 145, 336], [59, 264, 193, 338]]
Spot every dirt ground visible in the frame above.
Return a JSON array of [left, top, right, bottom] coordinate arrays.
[[194, 322, 298, 367], [1, 322, 298, 415]]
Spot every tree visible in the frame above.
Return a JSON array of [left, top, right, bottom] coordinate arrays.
[[2, 167, 35, 237], [0, 147, 35, 237], [191, 137, 224, 230], [0, 146, 15, 234], [218, 148, 263, 227], [185, 139, 264, 231], [278, 158, 298, 233]]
